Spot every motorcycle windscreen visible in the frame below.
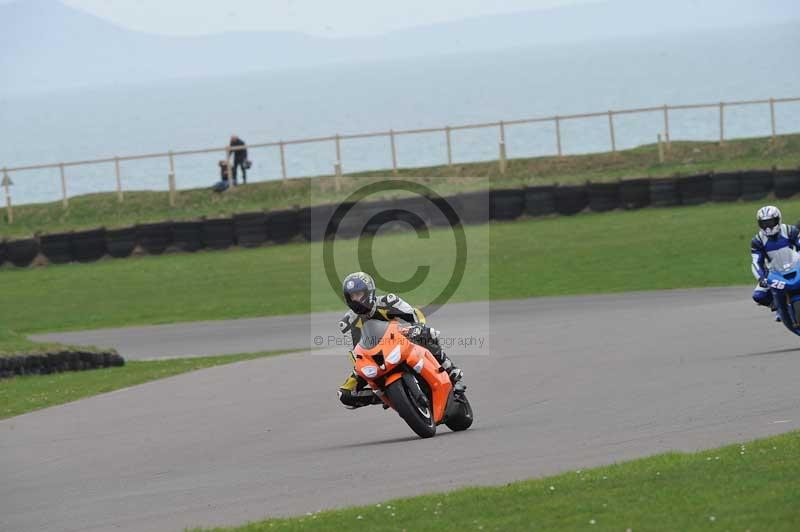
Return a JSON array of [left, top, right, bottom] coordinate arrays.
[[358, 320, 390, 350], [768, 247, 800, 274]]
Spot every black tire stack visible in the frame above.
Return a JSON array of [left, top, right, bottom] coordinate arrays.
[[650, 178, 680, 207], [72, 229, 107, 262], [40, 233, 73, 264], [524, 185, 557, 217], [739, 170, 773, 201], [136, 222, 173, 255], [267, 209, 299, 243], [619, 179, 650, 210], [106, 227, 137, 258], [588, 182, 621, 213], [454, 190, 490, 225], [555, 185, 588, 215], [774, 169, 800, 199], [711, 172, 742, 202], [172, 221, 205, 252], [7, 238, 39, 267], [677, 174, 712, 205], [490, 188, 525, 220], [203, 218, 236, 249], [0, 350, 125, 379], [234, 212, 269, 247]]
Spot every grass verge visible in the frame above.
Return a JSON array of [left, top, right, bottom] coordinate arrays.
[[1, 133, 798, 238], [0, 198, 773, 340], [0, 350, 292, 419], [192, 430, 800, 532]]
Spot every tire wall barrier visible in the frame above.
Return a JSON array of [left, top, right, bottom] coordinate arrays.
[[555, 185, 589, 215], [233, 212, 268, 248], [106, 227, 136, 258], [774, 169, 800, 199], [72, 229, 106, 262], [40, 233, 73, 264], [490, 188, 526, 220], [0, 350, 125, 379], [740, 170, 773, 201], [524, 185, 557, 216], [588, 182, 621, 213], [620, 179, 650, 210], [711, 172, 742, 202], [649, 178, 680, 207], [7, 238, 39, 267], [454, 190, 490, 225], [136, 222, 173, 255], [172, 221, 205, 252], [677, 173, 712, 206], [203, 218, 236, 249], [1, 169, 798, 269], [267, 209, 300, 243]]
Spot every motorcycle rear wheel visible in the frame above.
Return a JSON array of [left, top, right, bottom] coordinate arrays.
[[386, 374, 436, 438]]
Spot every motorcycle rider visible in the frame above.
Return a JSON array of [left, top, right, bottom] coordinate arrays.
[[337, 271, 464, 409], [751, 205, 800, 317]]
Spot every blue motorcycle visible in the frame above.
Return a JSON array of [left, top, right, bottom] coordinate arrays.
[[766, 248, 800, 336]]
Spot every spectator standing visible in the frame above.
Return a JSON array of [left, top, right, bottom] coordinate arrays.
[[227, 135, 249, 185]]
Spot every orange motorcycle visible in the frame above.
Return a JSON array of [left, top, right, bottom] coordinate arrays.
[[352, 319, 474, 438]]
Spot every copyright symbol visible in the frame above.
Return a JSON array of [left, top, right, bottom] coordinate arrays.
[[313, 336, 324, 346], [318, 180, 470, 318]]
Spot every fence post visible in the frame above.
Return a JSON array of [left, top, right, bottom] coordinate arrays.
[[445, 126, 453, 167], [555, 116, 563, 157], [663, 105, 671, 150], [59, 163, 68, 209], [334, 162, 342, 192], [226, 153, 233, 185], [719, 102, 725, 145], [498, 121, 507, 175], [2, 168, 12, 224], [657, 134, 665, 164], [279, 141, 287, 180], [335, 134, 343, 176], [770, 98, 777, 143], [607, 110, 616, 153], [114, 157, 123, 202], [390, 129, 398, 175], [168, 151, 176, 206]]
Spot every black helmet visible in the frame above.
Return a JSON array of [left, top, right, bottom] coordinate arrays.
[[342, 272, 376, 316]]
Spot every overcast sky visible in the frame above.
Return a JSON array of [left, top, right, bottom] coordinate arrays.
[[55, 0, 594, 37]]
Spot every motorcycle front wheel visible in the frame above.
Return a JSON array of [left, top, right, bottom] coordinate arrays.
[[385, 374, 436, 438]]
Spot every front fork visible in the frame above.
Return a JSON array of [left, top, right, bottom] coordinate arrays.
[[773, 288, 800, 336]]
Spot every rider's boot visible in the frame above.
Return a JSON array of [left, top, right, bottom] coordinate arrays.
[[428, 343, 464, 387], [770, 302, 782, 322]]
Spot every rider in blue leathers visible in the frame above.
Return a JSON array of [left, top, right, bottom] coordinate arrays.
[[751, 206, 800, 316]]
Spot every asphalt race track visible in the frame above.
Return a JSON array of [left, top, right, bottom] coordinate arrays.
[[4, 287, 800, 532]]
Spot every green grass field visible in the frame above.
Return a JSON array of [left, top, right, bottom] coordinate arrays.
[[0, 350, 290, 419], [1, 133, 797, 238], [0, 198, 773, 350], [193, 429, 800, 532]]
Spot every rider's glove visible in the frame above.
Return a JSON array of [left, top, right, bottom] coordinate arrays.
[[759, 277, 769, 288]]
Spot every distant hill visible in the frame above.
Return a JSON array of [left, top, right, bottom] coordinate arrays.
[[1, 0, 797, 95]]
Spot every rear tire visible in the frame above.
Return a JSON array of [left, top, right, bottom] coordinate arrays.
[[445, 394, 474, 432], [385, 375, 436, 438]]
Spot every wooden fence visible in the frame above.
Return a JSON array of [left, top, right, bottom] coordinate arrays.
[[1, 95, 799, 222]]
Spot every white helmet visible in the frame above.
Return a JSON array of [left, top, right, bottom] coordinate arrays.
[[757, 205, 782, 237]]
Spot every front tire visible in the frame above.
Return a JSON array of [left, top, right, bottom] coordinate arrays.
[[385, 375, 436, 438]]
